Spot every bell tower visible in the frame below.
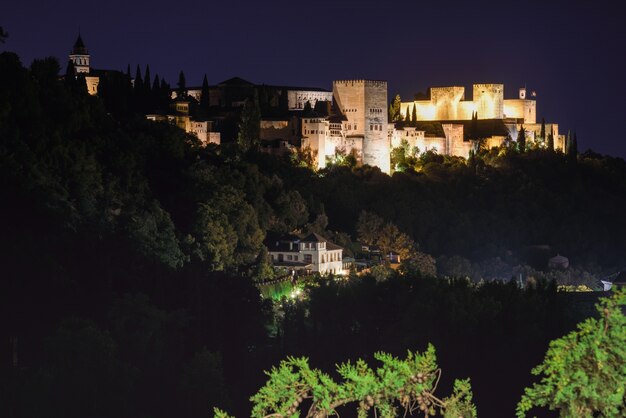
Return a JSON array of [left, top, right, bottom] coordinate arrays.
[[69, 33, 90, 73]]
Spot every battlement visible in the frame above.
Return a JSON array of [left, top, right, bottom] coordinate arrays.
[[473, 83, 504, 90], [333, 80, 387, 88]]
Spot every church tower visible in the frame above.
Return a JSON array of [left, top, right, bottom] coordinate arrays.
[[69, 33, 90, 74]]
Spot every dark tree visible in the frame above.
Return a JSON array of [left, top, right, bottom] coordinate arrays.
[[200, 74, 210, 109], [568, 131, 578, 161], [411, 103, 417, 124], [279, 89, 289, 112], [64, 60, 76, 85], [518, 125, 526, 152], [144, 65, 151, 94], [237, 92, 261, 152], [547, 132, 554, 151], [134, 65, 143, 93], [540, 117, 546, 141], [152, 73, 160, 92], [302, 100, 313, 116], [470, 111, 479, 140], [404, 107, 410, 122], [177, 70, 186, 97]]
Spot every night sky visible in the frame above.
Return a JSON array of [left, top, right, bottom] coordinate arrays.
[[3, 0, 625, 157]]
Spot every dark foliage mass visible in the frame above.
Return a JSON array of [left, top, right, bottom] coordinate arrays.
[[0, 52, 624, 417]]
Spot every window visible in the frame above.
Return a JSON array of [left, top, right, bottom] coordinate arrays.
[[304, 254, 312, 263]]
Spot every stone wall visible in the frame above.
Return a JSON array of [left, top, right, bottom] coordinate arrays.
[[287, 90, 333, 110], [431, 86, 465, 120], [473, 84, 504, 119], [442, 124, 471, 158], [302, 118, 329, 169], [503, 99, 536, 124], [333, 80, 390, 173]]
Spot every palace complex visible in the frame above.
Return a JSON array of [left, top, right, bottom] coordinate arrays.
[[68, 34, 564, 174]]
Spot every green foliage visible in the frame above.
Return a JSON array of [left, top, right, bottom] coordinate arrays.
[[126, 200, 185, 268], [517, 289, 626, 417], [216, 346, 476, 418], [389, 94, 402, 122], [357, 211, 418, 261], [400, 251, 437, 277]]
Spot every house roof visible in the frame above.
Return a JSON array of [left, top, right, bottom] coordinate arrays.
[[301, 232, 327, 243], [218, 76, 254, 86], [326, 242, 342, 251]]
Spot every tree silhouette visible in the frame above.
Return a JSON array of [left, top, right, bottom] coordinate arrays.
[[518, 126, 526, 153]]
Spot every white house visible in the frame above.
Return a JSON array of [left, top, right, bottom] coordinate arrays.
[[267, 233, 345, 275]]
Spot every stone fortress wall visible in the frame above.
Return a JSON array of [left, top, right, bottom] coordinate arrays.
[[400, 84, 537, 125]]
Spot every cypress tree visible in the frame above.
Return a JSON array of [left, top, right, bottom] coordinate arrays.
[[134, 65, 143, 93], [237, 91, 261, 152], [303, 100, 313, 116], [152, 73, 160, 92], [568, 131, 578, 161], [65, 60, 76, 81], [177, 71, 186, 98], [547, 132, 554, 151], [540, 117, 546, 141], [565, 130, 571, 155], [134, 65, 143, 111], [200, 74, 210, 109], [518, 125, 526, 153], [126, 64, 131, 78], [279, 89, 288, 112], [144, 65, 151, 93], [411, 104, 417, 124], [388, 103, 395, 122], [405, 107, 410, 122], [470, 112, 478, 140], [392, 94, 402, 121]]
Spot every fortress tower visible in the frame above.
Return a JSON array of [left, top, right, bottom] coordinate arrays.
[[473, 83, 503, 119], [332, 80, 390, 173], [69, 33, 90, 74]]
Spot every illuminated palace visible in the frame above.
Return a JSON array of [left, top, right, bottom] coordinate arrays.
[[68, 35, 564, 174]]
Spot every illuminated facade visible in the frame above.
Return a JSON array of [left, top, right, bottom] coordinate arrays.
[[146, 99, 221, 146], [302, 80, 390, 173], [400, 84, 562, 150], [68, 34, 100, 95], [267, 233, 345, 275]]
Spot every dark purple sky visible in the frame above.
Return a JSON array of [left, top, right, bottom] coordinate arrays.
[[3, 0, 625, 157]]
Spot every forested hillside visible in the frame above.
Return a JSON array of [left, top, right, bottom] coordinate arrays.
[[1, 52, 625, 417]]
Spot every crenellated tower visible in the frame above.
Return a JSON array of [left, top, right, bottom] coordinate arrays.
[[332, 80, 390, 173]]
